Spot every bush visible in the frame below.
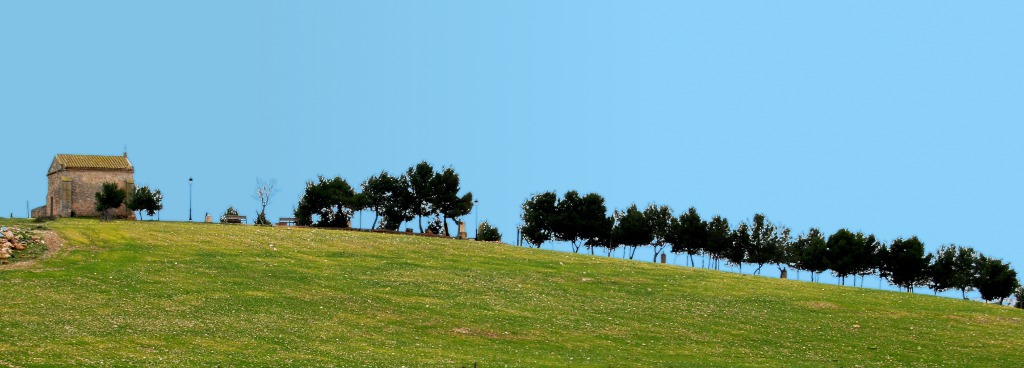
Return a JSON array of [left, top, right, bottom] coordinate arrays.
[[95, 182, 127, 221], [426, 217, 444, 235], [220, 206, 239, 223], [477, 221, 502, 242], [254, 211, 271, 226]]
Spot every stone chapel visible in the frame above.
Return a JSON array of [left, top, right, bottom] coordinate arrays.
[[31, 153, 135, 218]]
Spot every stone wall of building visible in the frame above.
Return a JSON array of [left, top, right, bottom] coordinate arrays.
[[45, 169, 134, 218]]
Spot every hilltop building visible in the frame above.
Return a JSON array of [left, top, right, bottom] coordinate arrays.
[[31, 154, 135, 218]]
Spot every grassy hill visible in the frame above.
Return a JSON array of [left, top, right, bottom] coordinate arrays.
[[1, 219, 1022, 367]]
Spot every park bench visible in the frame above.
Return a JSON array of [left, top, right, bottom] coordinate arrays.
[[223, 215, 247, 224], [277, 217, 297, 226]]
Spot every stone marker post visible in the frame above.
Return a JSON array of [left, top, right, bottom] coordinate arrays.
[[457, 221, 468, 240]]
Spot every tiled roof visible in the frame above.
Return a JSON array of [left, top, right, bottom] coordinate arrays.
[[53, 154, 133, 172]]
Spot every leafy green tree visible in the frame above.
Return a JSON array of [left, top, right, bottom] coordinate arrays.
[[294, 175, 358, 227], [1015, 286, 1024, 309], [95, 182, 127, 220], [828, 230, 881, 287], [406, 161, 436, 232], [728, 222, 750, 273], [586, 215, 615, 256], [974, 255, 1019, 304], [151, 189, 163, 219], [428, 166, 473, 236], [705, 216, 731, 270], [552, 191, 610, 254], [127, 186, 159, 220], [521, 191, 557, 248], [770, 225, 792, 276], [928, 244, 977, 297], [363, 172, 415, 231], [825, 229, 860, 285], [668, 207, 706, 267], [883, 237, 932, 292], [788, 231, 809, 280], [950, 246, 980, 299], [348, 193, 370, 228], [578, 193, 611, 255], [644, 204, 673, 263], [127, 186, 146, 219], [747, 214, 779, 275], [476, 221, 502, 242], [797, 228, 828, 282], [362, 171, 394, 229], [611, 204, 651, 260], [876, 243, 892, 284], [853, 233, 883, 287]]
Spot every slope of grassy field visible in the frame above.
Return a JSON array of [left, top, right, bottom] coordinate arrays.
[[1, 219, 1022, 367]]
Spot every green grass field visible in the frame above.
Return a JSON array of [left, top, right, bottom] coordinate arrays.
[[1, 219, 1022, 367]]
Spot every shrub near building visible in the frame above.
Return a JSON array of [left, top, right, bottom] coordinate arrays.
[[477, 221, 501, 242]]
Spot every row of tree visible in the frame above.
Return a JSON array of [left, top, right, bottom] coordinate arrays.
[[521, 191, 1019, 304], [294, 162, 475, 236]]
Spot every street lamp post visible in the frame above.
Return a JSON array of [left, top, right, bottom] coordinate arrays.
[[188, 177, 193, 222], [474, 199, 479, 239], [517, 225, 521, 247]]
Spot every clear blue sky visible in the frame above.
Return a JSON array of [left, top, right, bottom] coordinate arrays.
[[2, 1, 1022, 286]]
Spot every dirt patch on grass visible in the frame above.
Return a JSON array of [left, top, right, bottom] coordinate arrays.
[[0, 230, 63, 271], [799, 301, 841, 310]]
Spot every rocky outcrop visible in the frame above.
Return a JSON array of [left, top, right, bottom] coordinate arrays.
[[0, 226, 41, 262]]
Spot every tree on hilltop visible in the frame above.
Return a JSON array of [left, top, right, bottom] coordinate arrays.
[[362, 171, 415, 230], [521, 191, 557, 248], [727, 222, 750, 273], [853, 233, 883, 287], [668, 207, 706, 267], [552, 191, 610, 254], [974, 255, 1018, 305], [586, 215, 615, 256], [882, 237, 932, 292], [769, 225, 792, 276], [705, 215, 731, 270], [747, 214, 780, 275], [928, 244, 978, 297], [127, 185, 162, 220], [796, 228, 828, 282], [406, 161, 436, 233], [644, 204, 673, 263], [294, 175, 358, 228], [253, 178, 279, 226], [612, 204, 651, 260], [428, 166, 473, 236], [95, 182, 127, 221]]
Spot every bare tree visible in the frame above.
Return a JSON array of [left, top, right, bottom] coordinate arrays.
[[253, 178, 279, 225]]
